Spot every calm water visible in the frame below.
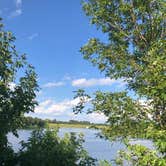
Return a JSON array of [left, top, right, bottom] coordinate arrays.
[[7, 128, 154, 165]]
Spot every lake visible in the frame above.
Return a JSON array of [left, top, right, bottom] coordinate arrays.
[[7, 128, 154, 165]]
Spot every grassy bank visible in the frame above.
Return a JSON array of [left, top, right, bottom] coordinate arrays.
[[48, 123, 106, 129]]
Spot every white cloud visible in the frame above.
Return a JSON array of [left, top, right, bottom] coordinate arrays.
[[32, 98, 107, 123], [9, 82, 16, 91], [137, 99, 153, 120], [10, 9, 22, 17], [16, 0, 22, 8], [35, 98, 80, 115], [66, 112, 107, 123], [9, 0, 22, 18], [43, 82, 65, 88], [28, 33, 39, 40], [86, 112, 107, 123], [72, 77, 125, 87], [63, 75, 72, 81]]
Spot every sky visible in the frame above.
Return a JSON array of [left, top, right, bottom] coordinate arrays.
[[0, 0, 127, 123]]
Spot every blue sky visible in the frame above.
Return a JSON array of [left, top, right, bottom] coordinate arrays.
[[1, 0, 127, 123]]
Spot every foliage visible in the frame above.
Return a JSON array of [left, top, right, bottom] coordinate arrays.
[[117, 144, 166, 166], [0, 18, 38, 165], [48, 122, 106, 130], [68, 120, 91, 125], [92, 91, 151, 139], [73, 89, 91, 114], [17, 129, 96, 166], [81, 0, 166, 128], [99, 160, 112, 166], [51, 118, 92, 125], [74, 0, 166, 165], [22, 116, 47, 128]]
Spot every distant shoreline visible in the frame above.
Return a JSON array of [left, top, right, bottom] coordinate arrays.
[[21, 122, 107, 130], [48, 123, 106, 129]]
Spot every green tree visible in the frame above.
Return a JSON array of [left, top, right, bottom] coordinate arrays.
[[17, 129, 96, 166], [22, 117, 47, 128], [0, 19, 38, 165], [74, 0, 166, 165]]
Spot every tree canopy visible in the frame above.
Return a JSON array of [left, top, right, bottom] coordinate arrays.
[[0, 18, 38, 165], [81, 0, 166, 126], [17, 129, 96, 166], [74, 0, 166, 165]]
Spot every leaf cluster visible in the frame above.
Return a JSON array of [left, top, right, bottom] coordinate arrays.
[[17, 129, 96, 166]]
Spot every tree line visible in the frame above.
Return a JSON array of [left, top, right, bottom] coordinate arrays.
[[22, 116, 93, 128]]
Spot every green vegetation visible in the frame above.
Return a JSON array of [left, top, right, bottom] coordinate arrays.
[[48, 122, 105, 129], [0, 20, 95, 166], [49, 122, 91, 128], [0, 17, 38, 165], [22, 116, 106, 129], [17, 129, 96, 166], [74, 0, 166, 165], [22, 117, 47, 129], [1, 0, 165, 165]]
